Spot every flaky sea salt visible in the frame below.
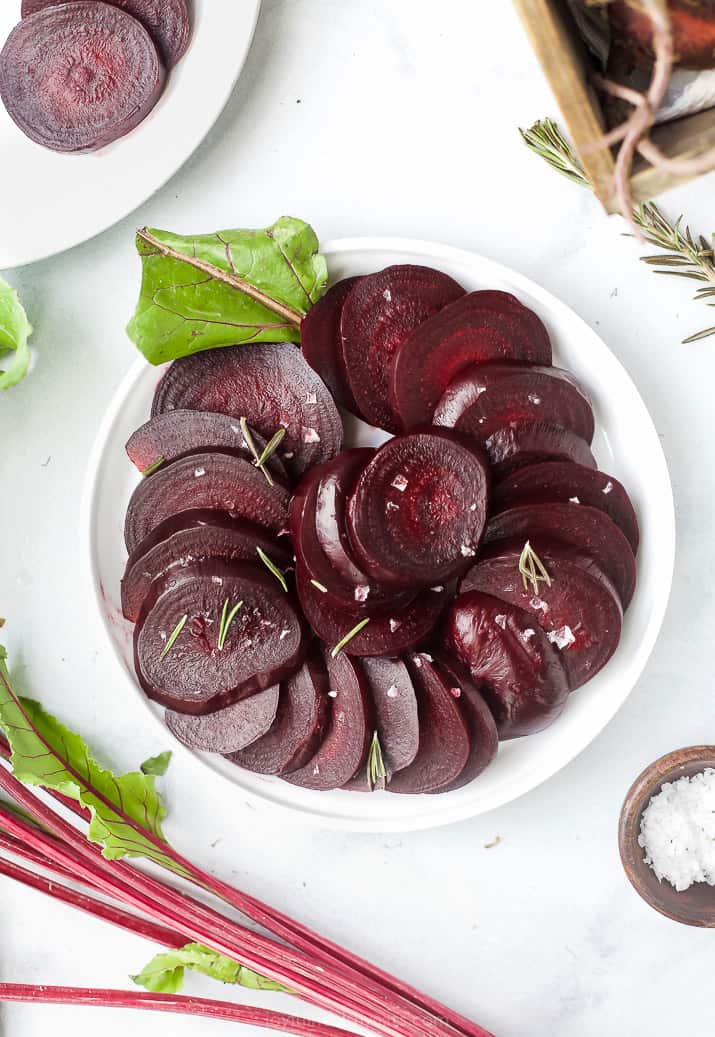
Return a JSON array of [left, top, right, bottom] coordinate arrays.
[[386, 685, 398, 699], [639, 769, 715, 892], [302, 427, 321, 444], [354, 585, 370, 603], [547, 625, 575, 650], [494, 614, 507, 630], [602, 481, 613, 495], [389, 618, 401, 633], [391, 474, 408, 492]]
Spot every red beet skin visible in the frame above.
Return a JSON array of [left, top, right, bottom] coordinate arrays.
[[390, 291, 552, 428], [340, 265, 465, 432], [484, 421, 596, 476], [165, 685, 280, 754], [0, 3, 166, 152], [440, 592, 569, 739], [433, 657, 498, 787], [21, 0, 191, 68], [346, 429, 490, 586], [301, 277, 362, 411], [134, 561, 307, 715]]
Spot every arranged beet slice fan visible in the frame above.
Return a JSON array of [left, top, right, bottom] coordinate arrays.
[[126, 411, 289, 484], [228, 653, 331, 775], [123, 451, 290, 554], [432, 657, 498, 789], [134, 560, 307, 715], [346, 429, 489, 586], [121, 511, 293, 622], [439, 592, 570, 739], [390, 291, 552, 428], [300, 277, 362, 411], [165, 685, 280, 754], [0, 3, 166, 152], [483, 421, 596, 476], [491, 460, 640, 553], [459, 540, 623, 690], [340, 265, 465, 433], [346, 657, 419, 788], [484, 502, 636, 609], [433, 363, 595, 445], [151, 343, 343, 476]]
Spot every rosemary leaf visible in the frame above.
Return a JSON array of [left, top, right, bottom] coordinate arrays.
[[518, 541, 552, 597], [256, 547, 288, 593], [160, 615, 188, 661], [239, 416, 274, 487], [218, 599, 244, 651], [142, 456, 166, 477], [310, 579, 328, 594], [366, 731, 387, 792], [683, 326, 715, 344], [331, 618, 370, 658], [256, 427, 287, 469]]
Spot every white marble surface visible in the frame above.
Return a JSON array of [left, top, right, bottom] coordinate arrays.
[[1, 1, 714, 1034]]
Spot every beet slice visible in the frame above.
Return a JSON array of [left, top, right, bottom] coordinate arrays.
[[122, 511, 293, 622], [484, 502, 636, 609], [390, 292, 552, 429], [301, 277, 362, 411], [124, 452, 290, 554], [340, 265, 465, 432], [284, 649, 371, 791], [165, 685, 280, 754], [21, 0, 191, 68], [126, 411, 288, 484], [295, 565, 445, 657], [491, 461, 640, 553], [346, 657, 419, 788], [388, 655, 471, 795], [228, 652, 331, 775], [459, 541, 623, 690], [151, 343, 343, 476], [346, 429, 489, 586], [433, 363, 595, 445], [439, 592, 569, 739], [135, 561, 307, 715], [483, 421, 596, 476], [433, 657, 498, 787], [314, 449, 377, 588], [0, 3, 166, 153]]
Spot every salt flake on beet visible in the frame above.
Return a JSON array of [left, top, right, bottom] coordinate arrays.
[[354, 585, 370, 603], [391, 474, 408, 492], [302, 427, 321, 444]]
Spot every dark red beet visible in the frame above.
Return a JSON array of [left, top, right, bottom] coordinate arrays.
[[314, 450, 377, 588], [135, 561, 307, 715], [346, 657, 419, 788], [433, 364, 594, 445], [122, 511, 293, 622], [165, 685, 280, 754], [340, 265, 465, 432], [295, 565, 446, 656], [433, 657, 498, 787], [610, 0, 715, 70], [151, 343, 343, 476], [301, 277, 362, 411], [484, 421, 596, 476], [388, 655, 471, 795], [0, 3, 166, 152], [21, 0, 191, 68], [459, 541, 623, 690], [346, 429, 489, 586], [491, 461, 640, 553], [228, 652, 331, 775], [124, 452, 290, 554], [485, 502, 636, 609], [284, 649, 371, 791], [390, 291, 552, 428], [126, 411, 288, 484], [439, 592, 569, 739]]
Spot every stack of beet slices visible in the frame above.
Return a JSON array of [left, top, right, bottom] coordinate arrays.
[[0, 1, 191, 152], [120, 264, 638, 796]]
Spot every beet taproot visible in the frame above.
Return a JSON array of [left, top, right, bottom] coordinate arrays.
[[484, 421, 596, 476], [165, 685, 280, 754], [0, 3, 165, 152], [300, 277, 362, 411], [432, 657, 498, 787], [346, 657, 419, 788]]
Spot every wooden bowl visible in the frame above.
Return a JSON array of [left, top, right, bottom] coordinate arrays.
[[619, 746, 715, 927]]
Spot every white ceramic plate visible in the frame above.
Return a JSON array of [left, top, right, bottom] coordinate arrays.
[[0, 0, 260, 269], [82, 238, 675, 832]]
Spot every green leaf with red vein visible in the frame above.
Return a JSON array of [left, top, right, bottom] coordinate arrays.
[[131, 942, 290, 995]]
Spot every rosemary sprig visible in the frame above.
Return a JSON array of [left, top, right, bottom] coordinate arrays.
[[256, 427, 287, 469], [256, 547, 288, 592], [217, 598, 244, 651], [239, 416, 274, 487], [310, 579, 328, 594], [331, 618, 370, 658], [159, 614, 188, 661], [142, 456, 166, 477], [518, 541, 552, 597], [520, 118, 715, 343], [366, 731, 387, 792]]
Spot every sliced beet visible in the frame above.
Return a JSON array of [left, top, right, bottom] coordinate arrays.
[[314, 449, 377, 588], [126, 411, 288, 484], [483, 421, 596, 476], [491, 461, 640, 554], [340, 265, 465, 432], [122, 511, 293, 622], [459, 541, 623, 690], [388, 655, 471, 795], [346, 429, 489, 586], [21, 0, 191, 68], [346, 657, 419, 788], [301, 277, 362, 411], [439, 592, 569, 739], [433, 364, 594, 445], [151, 343, 343, 476], [0, 3, 166, 153], [165, 685, 280, 754], [390, 292, 552, 429], [484, 502, 636, 609], [433, 657, 498, 787], [228, 652, 331, 775], [124, 452, 290, 554], [295, 565, 445, 656], [134, 561, 307, 715], [284, 649, 371, 791]]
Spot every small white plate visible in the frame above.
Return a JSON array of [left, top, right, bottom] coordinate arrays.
[[82, 238, 675, 832], [0, 0, 260, 269]]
